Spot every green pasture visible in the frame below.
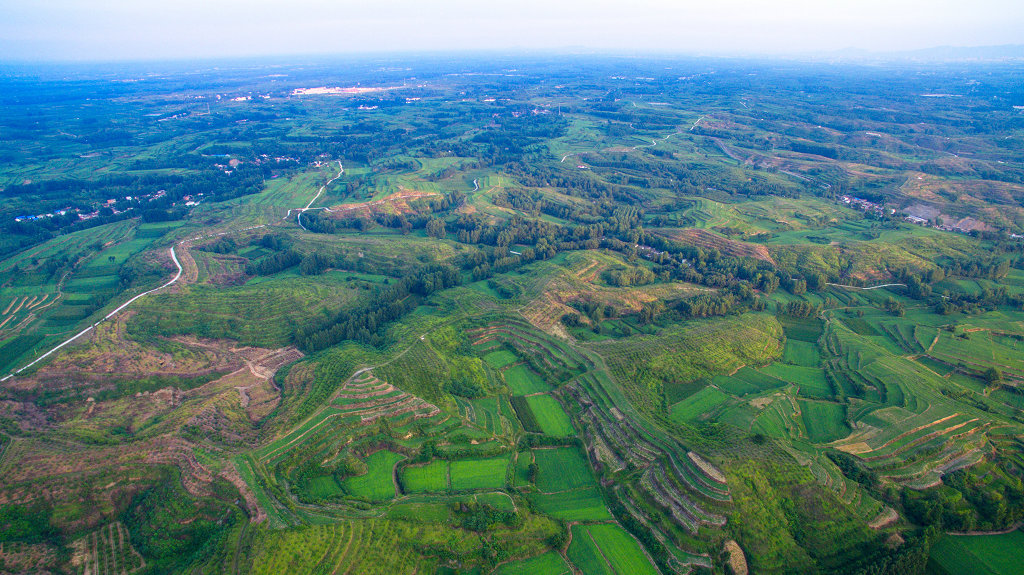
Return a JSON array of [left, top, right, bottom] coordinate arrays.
[[799, 400, 851, 443], [475, 492, 515, 512], [762, 363, 833, 399], [783, 339, 821, 367], [530, 487, 611, 521], [483, 349, 519, 369], [670, 386, 730, 423]]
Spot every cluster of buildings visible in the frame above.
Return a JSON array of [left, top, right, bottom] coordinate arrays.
[[840, 195, 997, 235], [840, 195, 895, 216], [14, 209, 73, 223], [13, 189, 180, 223]]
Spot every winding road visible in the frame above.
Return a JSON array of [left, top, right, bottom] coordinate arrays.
[[1, 161, 345, 381], [825, 282, 906, 290], [1, 246, 184, 382], [285, 161, 344, 231]]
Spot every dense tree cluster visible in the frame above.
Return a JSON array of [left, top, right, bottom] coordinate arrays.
[[297, 265, 461, 350]]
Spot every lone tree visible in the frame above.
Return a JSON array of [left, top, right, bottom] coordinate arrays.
[[984, 367, 1003, 386]]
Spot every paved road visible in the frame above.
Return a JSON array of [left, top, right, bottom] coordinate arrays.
[[0, 221, 270, 381], [293, 161, 344, 231], [1, 245, 183, 381], [825, 282, 906, 290]]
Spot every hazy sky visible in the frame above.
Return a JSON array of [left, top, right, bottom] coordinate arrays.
[[1, 0, 1022, 61]]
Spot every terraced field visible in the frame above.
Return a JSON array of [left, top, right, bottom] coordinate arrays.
[[5, 60, 1024, 575], [494, 551, 571, 575], [332, 372, 441, 424], [567, 523, 660, 575], [929, 530, 1024, 575]]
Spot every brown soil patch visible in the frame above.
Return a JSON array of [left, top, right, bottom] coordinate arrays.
[[723, 540, 748, 575], [869, 507, 900, 530], [836, 441, 872, 455], [688, 451, 726, 484], [0, 541, 59, 573], [517, 262, 703, 338], [900, 173, 1024, 229], [175, 244, 200, 287], [220, 462, 267, 523], [9, 315, 244, 396], [664, 228, 775, 265], [868, 413, 960, 453], [327, 189, 440, 218]]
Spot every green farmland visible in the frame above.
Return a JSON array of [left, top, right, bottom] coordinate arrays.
[[341, 451, 403, 501], [523, 394, 575, 436], [567, 524, 660, 575], [401, 460, 449, 493], [1, 55, 1023, 575], [449, 456, 510, 491], [929, 530, 1024, 575]]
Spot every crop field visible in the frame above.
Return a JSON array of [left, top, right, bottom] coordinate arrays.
[[567, 524, 659, 575], [669, 386, 730, 423], [483, 349, 519, 369], [494, 551, 571, 575], [340, 450, 403, 501], [400, 460, 449, 493], [449, 456, 510, 491], [799, 400, 850, 443], [523, 394, 575, 436], [530, 487, 613, 521], [928, 530, 1024, 575], [533, 447, 595, 492], [504, 364, 551, 395], [761, 363, 833, 399], [783, 339, 821, 366]]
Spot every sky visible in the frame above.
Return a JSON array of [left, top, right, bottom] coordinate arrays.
[[0, 0, 1022, 62]]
